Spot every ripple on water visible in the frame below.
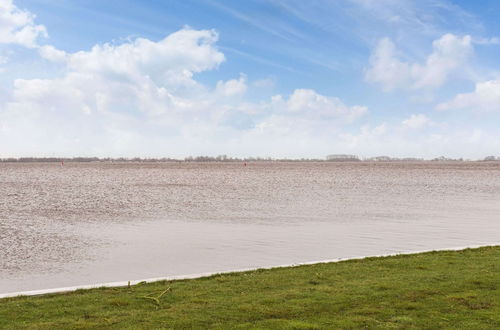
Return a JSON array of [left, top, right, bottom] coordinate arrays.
[[1, 161, 500, 292]]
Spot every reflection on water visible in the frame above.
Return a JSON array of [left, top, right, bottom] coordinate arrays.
[[1, 161, 500, 293]]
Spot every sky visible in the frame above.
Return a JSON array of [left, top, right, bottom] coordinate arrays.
[[1, 0, 500, 159]]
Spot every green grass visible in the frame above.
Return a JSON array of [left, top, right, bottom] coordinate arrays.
[[1, 247, 499, 329]]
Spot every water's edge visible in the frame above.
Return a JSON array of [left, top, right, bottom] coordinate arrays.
[[0, 244, 492, 299]]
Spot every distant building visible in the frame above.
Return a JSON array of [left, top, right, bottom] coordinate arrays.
[[326, 154, 360, 161], [368, 156, 392, 162], [484, 156, 498, 161]]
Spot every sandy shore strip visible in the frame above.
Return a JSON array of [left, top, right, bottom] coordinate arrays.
[[0, 244, 491, 299]]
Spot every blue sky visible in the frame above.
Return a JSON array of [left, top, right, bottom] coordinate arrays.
[[1, 0, 500, 158]]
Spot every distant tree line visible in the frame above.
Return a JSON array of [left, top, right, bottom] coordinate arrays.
[[0, 155, 324, 163], [0, 155, 499, 163], [0, 157, 177, 163], [183, 155, 325, 162]]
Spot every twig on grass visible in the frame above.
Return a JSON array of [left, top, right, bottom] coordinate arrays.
[[140, 287, 171, 309]]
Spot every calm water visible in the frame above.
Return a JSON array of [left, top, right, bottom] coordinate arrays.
[[1, 161, 500, 293]]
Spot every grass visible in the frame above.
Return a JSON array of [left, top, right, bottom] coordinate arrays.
[[0, 246, 498, 329]]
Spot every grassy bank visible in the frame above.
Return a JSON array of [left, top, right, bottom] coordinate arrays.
[[1, 247, 499, 329]]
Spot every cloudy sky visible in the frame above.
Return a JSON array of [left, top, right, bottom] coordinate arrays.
[[1, 0, 500, 159]]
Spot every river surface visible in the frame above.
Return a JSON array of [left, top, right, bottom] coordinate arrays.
[[1, 161, 499, 293]]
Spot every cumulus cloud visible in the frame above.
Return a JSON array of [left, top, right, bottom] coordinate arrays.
[[365, 34, 473, 91], [0, 0, 46, 47], [364, 38, 410, 91], [1, 28, 228, 157], [8, 28, 227, 116], [63, 29, 225, 90], [402, 114, 431, 129], [216, 74, 247, 97], [412, 34, 472, 89], [0, 27, 369, 157], [38, 45, 67, 62], [436, 80, 500, 112], [245, 89, 368, 139], [283, 89, 367, 121]]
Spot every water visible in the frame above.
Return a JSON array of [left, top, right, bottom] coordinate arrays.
[[1, 161, 499, 293]]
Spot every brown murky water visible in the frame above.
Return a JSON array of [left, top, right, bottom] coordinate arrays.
[[1, 161, 500, 293]]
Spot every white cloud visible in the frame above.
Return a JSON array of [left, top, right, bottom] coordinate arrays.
[[0, 0, 46, 47], [436, 80, 500, 112], [333, 123, 396, 155], [402, 114, 431, 129], [364, 38, 411, 91], [216, 74, 247, 97], [65, 29, 225, 90], [7, 28, 227, 116], [365, 34, 473, 91], [412, 34, 472, 89], [284, 89, 367, 121], [1, 28, 229, 156], [245, 90, 368, 140], [39, 45, 67, 62], [0, 27, 370, 157], [216, 88, 368, 138]]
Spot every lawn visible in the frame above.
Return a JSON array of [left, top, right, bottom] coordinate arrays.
[[0, 246, 498, 329]]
